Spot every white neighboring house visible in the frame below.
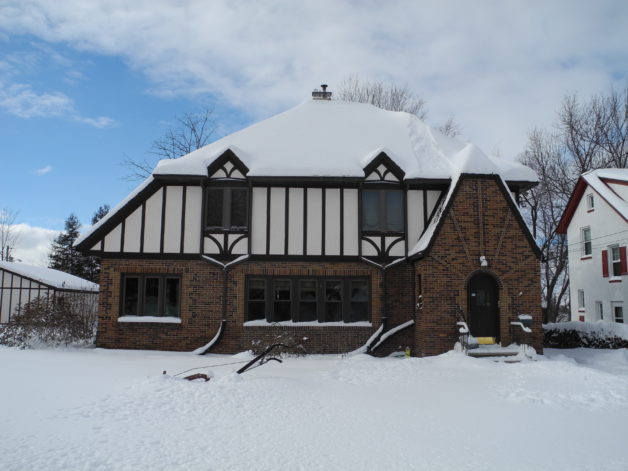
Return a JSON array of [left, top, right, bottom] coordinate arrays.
[[557, 169, 628, 323], [0, 261, 99, 323]]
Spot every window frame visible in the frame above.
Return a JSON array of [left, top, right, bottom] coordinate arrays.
[[361, 188, 405, 234], [581, 227, 592, 257], [586, 193, 594, 210], [120, 274, 181, 318], [205, 185, 249, 232], [245, 276, 370, 324], [577, 289, 585, 311], [610, 245, 621, 277], [612, 302, 624, 324]]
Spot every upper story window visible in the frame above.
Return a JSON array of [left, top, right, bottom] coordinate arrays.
[[581, 227, 592, 256], [362, 189, 404, 233], [577, 289, 585, 310], [586, 193, 595, 210], [206, 187, 248, 231], [610, 246, 621, 277]]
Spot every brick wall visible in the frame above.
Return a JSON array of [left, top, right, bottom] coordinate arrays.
[[97, 259, 391, 354], [414, 176, 543, 356]]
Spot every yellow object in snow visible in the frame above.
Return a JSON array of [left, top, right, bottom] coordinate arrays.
[[477, 337, 496, 345]]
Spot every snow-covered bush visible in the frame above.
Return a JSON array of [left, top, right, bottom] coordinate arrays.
[[544, 322, 628, 349], [0, 294, 97, 348]]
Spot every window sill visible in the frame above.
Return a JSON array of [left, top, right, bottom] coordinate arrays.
[[244, 320, 372, 327], [609, 277, 623, 283], [118, 316, 182, 324], [580, 256, 592, 260], [577, 308, 586, 313], [587, 209, 594, 213]]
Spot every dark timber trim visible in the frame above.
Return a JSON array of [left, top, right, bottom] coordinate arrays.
[[363, 151, 406, 181], [422, 189, 428, 234], [206, 149, 250, 178], [321, 188, 326, 255], [180, 185, 187, 254], [200, 179, 207, 254], [160, 185, 167, 254], [248, 176, 362, 187], [265, 187, 271, 255], [247, 181, 253, 254], [139, 202, 146, 254], [303, 188, 308, 255], [120, 219, 126, 253]]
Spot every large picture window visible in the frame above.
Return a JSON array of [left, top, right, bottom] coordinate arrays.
[[206, 187, 248, 231], [121, 274, 180, 317], [246, 276, 370, 323], [362, 189, 404, 233]]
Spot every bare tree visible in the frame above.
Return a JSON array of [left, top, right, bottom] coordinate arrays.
[[518, 85, 628, 321], [123, 106, 216, 180], [438, 116, 461, 138], [0, 207, 20, 262], [336, 75, 428, 119]]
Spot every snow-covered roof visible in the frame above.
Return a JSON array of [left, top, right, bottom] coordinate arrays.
[[0, 261, 99, 292], [77, 98, 537, 248], [582, 169, 628, 219], [154, 100, 536, 181], [557, 168, 628, 233]]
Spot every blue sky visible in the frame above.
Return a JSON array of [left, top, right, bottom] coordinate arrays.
[[1, 0, 627, 264]]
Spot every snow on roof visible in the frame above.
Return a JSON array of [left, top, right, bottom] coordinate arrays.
[[154, 100, 537, 181], [77, 98, 537, 247], [583, 168, 628, 219], [0, 261, 99, 292]]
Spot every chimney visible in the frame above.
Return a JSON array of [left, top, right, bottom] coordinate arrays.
[[312, 84, 332, 100]]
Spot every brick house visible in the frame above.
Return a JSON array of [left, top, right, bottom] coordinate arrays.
[[76, 87, 543, 356]]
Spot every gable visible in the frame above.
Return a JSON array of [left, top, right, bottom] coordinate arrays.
[[410, 174, 541, 261], [363, 152, 405, 182]]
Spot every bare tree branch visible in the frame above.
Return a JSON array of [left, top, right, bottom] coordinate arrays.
[[0, 208, 20, 262]]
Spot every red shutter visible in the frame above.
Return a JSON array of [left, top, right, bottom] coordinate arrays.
[[620, 246, 628, 276], [602, 250, 609, 277]]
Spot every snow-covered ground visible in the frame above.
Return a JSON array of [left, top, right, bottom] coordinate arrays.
[[1, 347, 627, 471]]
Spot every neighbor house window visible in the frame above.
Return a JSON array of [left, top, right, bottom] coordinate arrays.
[[362, 189, 404, 232], [595, 301, 603, 321], [612, 302, 624, 323], [581, 227, 592, 256], [246, 276, 370, 323], [577, 289, 585, 310], [121, 274, 180, 317], [586, 193, 594, 210], [610, 246, 621, 277], [205, 187, 248, 230]]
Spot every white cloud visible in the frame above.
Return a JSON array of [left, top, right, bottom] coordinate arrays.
[[0, 82, 115, 127], [0, 1, 627, 157], [34, 165, 53, 175], [9, 223, 60, 267]]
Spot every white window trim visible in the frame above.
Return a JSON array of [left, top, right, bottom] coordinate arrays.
[[609, 245, 621, 277], [581, 227, 592, 257], [577, 289, 585, 311], [595, 301, 603, 321], [586, 193, 594, 210], [612, 302, 624, 324]]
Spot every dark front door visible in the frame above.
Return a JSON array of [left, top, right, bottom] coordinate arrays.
[[468, 273, 499, 339]]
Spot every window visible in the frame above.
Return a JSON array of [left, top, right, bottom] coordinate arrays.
[[362, 189, 404, 232], [247, 279, 266, 320], [581, 227, 592, 256], [577, 289, 585, 310], [246, 276, 369, 323], [610, 246, 621, 277], [121, 274, 180, 317], [586, 193, 594, 210], [595, 301, 603, 321], [206, 187, 248, 230], [612, 302, 624, 323]]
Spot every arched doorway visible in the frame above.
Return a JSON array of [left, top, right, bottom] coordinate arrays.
[[468, 273, 500, 340]]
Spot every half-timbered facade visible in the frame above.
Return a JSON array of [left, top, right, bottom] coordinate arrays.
[[76, 89, 543, 356]]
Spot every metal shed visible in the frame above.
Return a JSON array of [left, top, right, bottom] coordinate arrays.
[[0, 261, 99, 323]]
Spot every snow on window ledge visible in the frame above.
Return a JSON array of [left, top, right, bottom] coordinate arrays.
[[118, 316, 182, 324], [609, 277, 623, 283], [243, 320, 372, 328]]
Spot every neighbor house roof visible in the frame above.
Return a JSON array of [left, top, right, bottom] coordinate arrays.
[[0, 261, 99, 292], [557, 168, 628, 234], [77, 99, 537, 247]]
